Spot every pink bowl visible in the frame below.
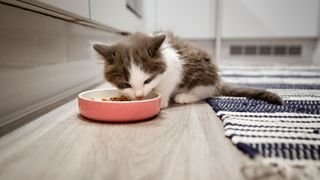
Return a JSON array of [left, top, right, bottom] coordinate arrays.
[[78, 89, 161, 122]]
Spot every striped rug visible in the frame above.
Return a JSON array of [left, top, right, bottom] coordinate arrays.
[[207, 66, 320, 166]]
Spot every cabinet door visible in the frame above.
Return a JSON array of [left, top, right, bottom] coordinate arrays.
[[155, 0, 216, 39], [90, 0, 143, 32], [222, 0, 319, 38], [35, 0, 90, 18]]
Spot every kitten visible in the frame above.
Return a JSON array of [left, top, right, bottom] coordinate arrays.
[[93, 32, 283, 109]]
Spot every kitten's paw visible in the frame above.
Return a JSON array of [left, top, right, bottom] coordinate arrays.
[[174, 93, 197, 104], [161, 100, 169, 109]]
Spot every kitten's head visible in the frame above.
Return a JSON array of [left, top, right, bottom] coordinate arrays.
[[93, 33, 167, 99]]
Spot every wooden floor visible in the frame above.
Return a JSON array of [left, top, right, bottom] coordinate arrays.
[[0, 83, 290, 180], [0, 39, 312, 179]]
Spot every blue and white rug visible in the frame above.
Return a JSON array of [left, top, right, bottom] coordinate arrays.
[[207, 66, 320, 167]]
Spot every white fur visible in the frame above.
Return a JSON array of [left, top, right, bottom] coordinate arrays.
[[174, 85, 219, 104], [129, 62, 148, 92], [155, 41, 184, 108]]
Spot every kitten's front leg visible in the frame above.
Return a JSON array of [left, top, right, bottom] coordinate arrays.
[[160, 99, 169, 109], [155, 86, 174, 109], [159, 92, 170, 109]]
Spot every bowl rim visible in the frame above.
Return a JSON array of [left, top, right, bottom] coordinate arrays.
[[78, 88, 161, 104]]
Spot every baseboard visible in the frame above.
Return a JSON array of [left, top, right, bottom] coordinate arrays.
[[0, 77, 103, 136]]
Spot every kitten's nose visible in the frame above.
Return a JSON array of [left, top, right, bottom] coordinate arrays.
[[135, 90, 144, 99]]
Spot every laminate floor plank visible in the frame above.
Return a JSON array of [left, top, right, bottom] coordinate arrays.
[[0, 98, 252, 180]]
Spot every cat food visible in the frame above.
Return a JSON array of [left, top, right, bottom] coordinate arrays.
[[90, 95, 131, 101], [110, 95, 131, 101]]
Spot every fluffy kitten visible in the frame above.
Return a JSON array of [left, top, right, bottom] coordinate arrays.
[[93, 32, 283, 109]]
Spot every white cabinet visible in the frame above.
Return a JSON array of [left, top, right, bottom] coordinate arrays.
[[90, 0, 143, 32], [33, 0, 143, 32], [222, 0, 319, 38], [153, 0, 216, 39], [35, 0, 90, 18]]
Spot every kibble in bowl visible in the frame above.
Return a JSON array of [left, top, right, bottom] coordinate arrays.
[[110, 95, 131, 101], [78, 89, 161, 122], [90, 95, 131, 102]]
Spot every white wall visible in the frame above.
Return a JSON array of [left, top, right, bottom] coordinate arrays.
[[222, 0, 319, 38], [143, 0, 216, 39]]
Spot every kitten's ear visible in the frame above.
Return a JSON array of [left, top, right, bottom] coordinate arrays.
[[93, 44, 115, 64], [147, 34, 166, 57]]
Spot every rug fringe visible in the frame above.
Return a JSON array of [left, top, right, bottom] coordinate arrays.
[[241, 157, 320, 180], [303, 165, 320, 180]]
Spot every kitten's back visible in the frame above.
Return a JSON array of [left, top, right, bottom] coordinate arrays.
[[165, 32, 220, 90]]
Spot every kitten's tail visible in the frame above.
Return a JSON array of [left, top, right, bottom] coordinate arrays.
[[219, 83, 283, 105]]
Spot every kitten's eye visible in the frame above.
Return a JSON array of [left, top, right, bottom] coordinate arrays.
[[144, 78, 152, 85], [124, 82, 131, 88], [121, 82, 131, 89]]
